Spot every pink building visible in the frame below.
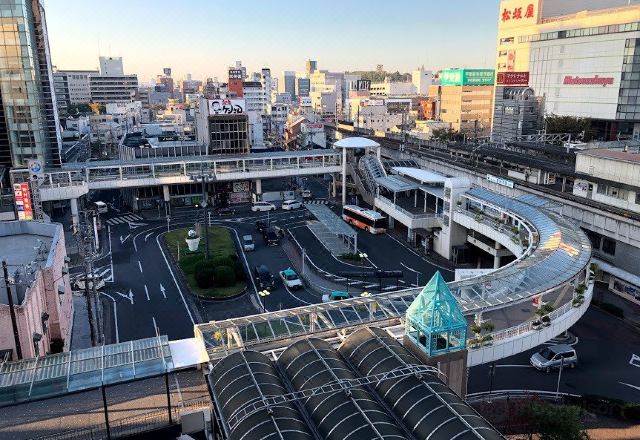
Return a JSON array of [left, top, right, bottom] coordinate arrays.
[[0, 221, 73, 360]]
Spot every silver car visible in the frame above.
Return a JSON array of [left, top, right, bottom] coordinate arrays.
[[530, 344, 578, 372]]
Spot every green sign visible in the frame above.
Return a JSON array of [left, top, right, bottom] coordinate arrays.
[[440, 69, 495, 86]]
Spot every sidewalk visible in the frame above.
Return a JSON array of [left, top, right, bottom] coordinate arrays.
[[592, 282, 640, 329], [70, 294, 91, 350]]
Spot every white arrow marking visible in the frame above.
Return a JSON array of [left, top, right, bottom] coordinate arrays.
[[144, 284, 150, 301], [160, 283, 166, 299], [114, 290, 134, 305], [144, 232, 154, 242], [128, 222, 148, 229], [120, 234, 131, 245]]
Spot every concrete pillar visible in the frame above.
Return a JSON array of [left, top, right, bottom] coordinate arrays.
[[162, 185, 170, 202], [342, 147, 347, 207], [388, 216, 395, 229], [494, 255, 501, 269], [376, 147, 381, 160], [414, 190, 418, 208], [407, 228, 416, 245], [70, 198, 79, 229], [331, 174, 337, 198], [255, 179, 262, 194]]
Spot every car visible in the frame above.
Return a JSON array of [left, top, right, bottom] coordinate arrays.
[[255, 220, 268, 232], [263, 227, 280, 246], [302, 190, 313, 200], [530, 344, 578, 372], [282, 200, 302, 210], [254, 265, 275, 290], [214, 206, 236, 216], [322, 291, 352, 303], [242, 235, 255, 251], [279, 268, 303, 290], [251, 201, 276, 212]]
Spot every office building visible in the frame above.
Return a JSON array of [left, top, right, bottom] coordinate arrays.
[[196, 98, 250, 155], [53, 69, 99, 117], [492, 86, 543, 143], [0, 221, 73, 360], [99, 56, 124, 76], [282, 71, 296, 100], [297, 77, 310, 97], [439, 69, 495, 136], [495, 0, 640, 139], [412, 66, 434, 95], [370, 81, 416, 98], [0, 0, 62, 170], [305, 59, 317, 74]]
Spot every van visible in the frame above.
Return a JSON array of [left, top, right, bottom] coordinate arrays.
[[530, 344, 578, 372], [282, 200, 302, 210], [242, 235, 255, 251], [94, 201, 108, 214]]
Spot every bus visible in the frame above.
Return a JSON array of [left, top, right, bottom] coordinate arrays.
[[342, 205, 387, 234]]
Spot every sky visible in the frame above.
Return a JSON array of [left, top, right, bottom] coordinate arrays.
[[45, 0, 501, 83]]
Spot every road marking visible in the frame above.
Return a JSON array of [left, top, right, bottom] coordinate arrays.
[[144, 232, 154, 242], [366, 258, 378, 269], [495, 364, 533, 368], [619, 381, 640, 392], [138, 260, 143, 273], [107, 226, 114, 283], [152, 316, 159, 334], [283, 284, 313, 305], [128, 221, 148, 229], [100, 292, 119, 343], [114, 290, 134, 304], [630, 354, 640, 368], [120, 234, 130, 245], [144, 284, 150, 301], [364, 283, 378, 289], [385, 233, 455, 273], [382, 285, 398, 291], [160, 283, 166, 299]]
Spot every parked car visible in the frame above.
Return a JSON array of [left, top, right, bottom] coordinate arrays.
[[251, 201, 276, 212], [282, 200, 303, 210], [279, 268, 303, 290], [214, 206, 236, 216], [254, 265, 275, 290], [255, 220, 268, 232], [530, 344, 578, 372], [302, 190, 313, 200], [322, 291, 352, 303], [242, 235, 255, 251], [263, 227, 280, 246]]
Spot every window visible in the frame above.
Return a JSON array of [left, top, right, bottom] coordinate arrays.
[[597, 184, 607, 195], [635, 192, 640, 205], [602, 238, 617, 256]]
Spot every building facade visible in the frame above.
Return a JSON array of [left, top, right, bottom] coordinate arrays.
[[0, 221, 73, 360], [196, 98, 250, 155], [492, 86, 543, 143], [495, 0, 640, 139], [282, 71, 296, 100], [0, 0, 62, 170]]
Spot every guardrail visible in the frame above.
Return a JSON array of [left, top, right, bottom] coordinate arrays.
[[376, 195, 441, 220], [465, 389, 581, 404]]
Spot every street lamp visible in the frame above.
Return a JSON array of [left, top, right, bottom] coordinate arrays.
[[258, 289, 270, 313], [190, 170, 213, 259], [359, 252, 368, 269]]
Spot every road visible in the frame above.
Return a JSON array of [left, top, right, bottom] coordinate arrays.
[[468, 307, 640, 404]]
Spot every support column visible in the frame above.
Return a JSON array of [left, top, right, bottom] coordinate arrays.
[[255, 178, 262, 195], [70, 198, 79, 230], [342, 147, 347, 207], [414, 190, 418, 208], [407, 228, 416, 245], [162, 185, 170, 202], [331, 174, 337, 198], [493, 255, 501, 269], [388, 216, 395, 229]]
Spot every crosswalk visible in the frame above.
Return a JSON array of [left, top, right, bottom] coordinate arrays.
[[105, 214, 144, 226], [304, 199, 329, 205]]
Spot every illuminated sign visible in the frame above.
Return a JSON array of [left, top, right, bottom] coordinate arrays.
[[440, 69, 495, 86], [228, 69, 243, 80], [13, 183, 33, 220], [208, 99, 245, 115], [497, 71, 530, 86], [563, 75, 614, 86]]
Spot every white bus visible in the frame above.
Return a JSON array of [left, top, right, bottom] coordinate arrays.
[[342, 205, 387, 234]]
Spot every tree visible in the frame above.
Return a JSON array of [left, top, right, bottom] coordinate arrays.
[[431, 127, 458, 143], [66, 103, 93, 114], [526, 402, 590, 440], [544, 114, 596, 142]]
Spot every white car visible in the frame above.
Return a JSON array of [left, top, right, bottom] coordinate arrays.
[[282, 200, 302, 210], [279, 268, 303, 290], [251, 201, 276, 212]]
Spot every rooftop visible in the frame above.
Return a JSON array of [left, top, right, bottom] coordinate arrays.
[[578, 148, 640, 164]]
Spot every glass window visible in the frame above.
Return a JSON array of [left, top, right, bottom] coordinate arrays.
[[602, 238, 616, 256]]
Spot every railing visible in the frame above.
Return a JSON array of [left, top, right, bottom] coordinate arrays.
[[376, 195, 441, 220], [466, 389, 580, 404], [33, 397, 210, 440]]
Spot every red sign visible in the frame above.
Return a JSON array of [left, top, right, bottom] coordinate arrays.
[[501, 3, 535, 22], [563, 75, 614, 86], [497, 71, 530, 86], [13, 183, 33, 220]]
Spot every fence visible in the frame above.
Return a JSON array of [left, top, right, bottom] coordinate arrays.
[[33, 397, 211, 440]]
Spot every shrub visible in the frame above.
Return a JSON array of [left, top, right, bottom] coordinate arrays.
[[195, 266, 215, 288], [234, 260, 246, 281], [211, 256, 234, 269], [214, 266, 236, 287], [624, 404, 640, 421], [600, 302, 624, 318]]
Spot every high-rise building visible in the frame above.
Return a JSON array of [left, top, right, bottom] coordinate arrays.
[[412, 66, 434, 95], [495, 0, 640, 139], [196, 98, 250, 155], [305, 59, 317, 75], [53, 69, 99, 116], [297, 77, 310, 97], [282, 71, 296, 100], [0, 0, 62, 170]]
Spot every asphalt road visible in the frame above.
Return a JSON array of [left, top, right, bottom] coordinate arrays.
[[468, 307, 640, 404]]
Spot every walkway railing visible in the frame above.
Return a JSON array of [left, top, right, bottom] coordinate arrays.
[[376, 195, 441, 220], [465, 390, 580, 404]]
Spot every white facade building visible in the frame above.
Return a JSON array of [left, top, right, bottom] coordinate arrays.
[[370, 81, 416, 98], [99, 56, 124, 76], [412, 67, 434, 95]]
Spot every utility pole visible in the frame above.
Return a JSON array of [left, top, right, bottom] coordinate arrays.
[[2, 260, 22, 360], [77, 208, 99, 346]]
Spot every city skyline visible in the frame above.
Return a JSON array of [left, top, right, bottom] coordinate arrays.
[[46, 0, 500, 81]]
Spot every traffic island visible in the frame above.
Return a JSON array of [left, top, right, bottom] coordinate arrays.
[[164, 227, 247, 299]]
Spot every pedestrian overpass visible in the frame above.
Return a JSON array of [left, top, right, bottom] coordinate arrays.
[[35, 149, 342, 202]]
